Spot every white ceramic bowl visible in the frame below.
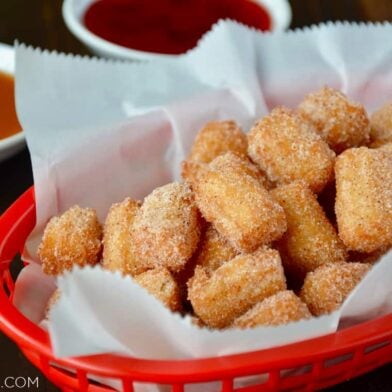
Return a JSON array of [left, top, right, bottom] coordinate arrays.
[[0, 43, 25, 163], [63, 0, 292, 61]]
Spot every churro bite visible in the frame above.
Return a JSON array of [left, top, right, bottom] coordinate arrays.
[[377, 142, 392, 154], [40, 89, 392, 331], [271, 181, 347, 285], [172, 223, 234, 305], [335, 147, 392, 253], [233, 290, 311, 328], [369, 102, 392, 148], [298, 87, 370, 153], [187, 120, 247, 164], [211, 151, 273, 190], [193, 224, 239, 272], [132, 182, 201, 273], [188, 247, 286, 329], [38, 206, 102, 275], [300, 262, 371, 316], [134, 268, 181, 312], [248, 107, 335, 193], [103, 197, 143, 276], [183, 150, 272, 190], [184, 152, 286, 253]]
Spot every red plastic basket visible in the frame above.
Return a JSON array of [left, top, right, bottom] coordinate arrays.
[[0, 187, 391, 392]]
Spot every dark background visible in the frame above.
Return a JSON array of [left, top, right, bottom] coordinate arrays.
[[0, 0, 392, 391]]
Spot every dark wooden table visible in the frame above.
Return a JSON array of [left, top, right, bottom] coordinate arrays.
[[0, 1, 391, 391]]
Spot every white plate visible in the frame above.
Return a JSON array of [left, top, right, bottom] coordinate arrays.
[[0, 43, 25, 163]]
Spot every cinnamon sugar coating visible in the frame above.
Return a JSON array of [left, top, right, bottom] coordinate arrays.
[[184, 152, 287, 253], [271, 181, 347, 284], [233, 290, 311, 328], [183, 151, 272, 190], [369, 102, 392, 147], [248, 107, 335, 193], [188, 247, 286, 328], [38, 206, 102, 275], [187, 120, 247, 164], [298, 87, 370, 152], [193, 224, 239, 272], [335, 147, 392, 253], [300, 262, 370, 316], [377, 142, 392, 154], [132, 182, 201, 273], [134, 267, 181, 312], [103, 198, 144, 276]]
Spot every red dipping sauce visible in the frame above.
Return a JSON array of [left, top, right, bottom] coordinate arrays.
[[84, 0, 271, 55]]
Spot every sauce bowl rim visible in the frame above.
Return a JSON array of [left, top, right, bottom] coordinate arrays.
[[62, 0, 292, 61], [0, 43, 25, 157]]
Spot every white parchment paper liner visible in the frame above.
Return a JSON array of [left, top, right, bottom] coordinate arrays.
[[13, 21, 392, 364]]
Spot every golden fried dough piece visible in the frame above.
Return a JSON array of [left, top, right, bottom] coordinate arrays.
[[38, 206, 102, 275], [377, 142, 392, 154], [176, 217, 237, 306], [370, 103, 392, 147], [184, 153, 286, 253], [211, 152, 273, 190], [102, 198, 144, 276], [271, 182, 347, 284], [132, 182, 201, 273], [248, 107, 335, 193], [134, 268, 181, 312], [194, 224, 238, 272], [183, 151, 272, 190], [45, 289, 61, 319], [187, 120, 247, 164], [206, 148, 274, 194], [188, 247, 286, 328], [300, 262, 371, 316], [298, 87, 370, 153], [233, 290, 311, 328], [335, 147, 392, 253]]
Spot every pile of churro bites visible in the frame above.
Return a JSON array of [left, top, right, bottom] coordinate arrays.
[[39, 87, 392, 329]]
